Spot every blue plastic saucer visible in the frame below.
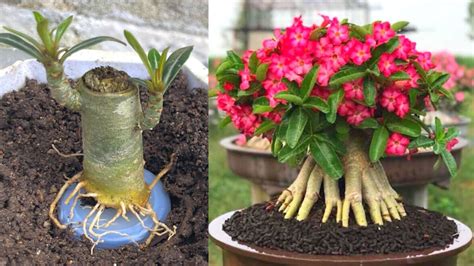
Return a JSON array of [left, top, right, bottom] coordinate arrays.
[[58, 169, 171, 249]]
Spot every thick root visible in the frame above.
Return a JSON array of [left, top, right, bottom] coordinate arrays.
[[296, 165, 323, 221], [49, 172, 82, 229], [322, 174, 342, 223]]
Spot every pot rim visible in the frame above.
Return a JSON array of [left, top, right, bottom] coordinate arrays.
[[209, 210, 473, 266], [220, 135, 469, 158]]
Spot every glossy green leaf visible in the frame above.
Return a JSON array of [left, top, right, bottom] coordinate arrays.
[[309, 27, 327, 40], [408, 135, 435, 149], [326, 89, 344, 123], [277, 136, 311, 163], [37, 19, 54, 52], [3, 27, 42, 49], [248, 51, 258, 73], [252, 97, 273, 114], [444, 127, 459, 141], [300, 65, 319, 101], [54, 15, 73, 44], [227, 50, 243, 65], [329, 66, 367, 88], [275, 91, 303, 105], [61, 36, 125, 64], [357, 117, 380, 129], [124, 30, 152, 76], [148, 48, 160, 71], [256, 63, 269, 81], [0, 33, 43, 60], [369, 126, 389, 162], [391, 21, 409, 32], [310, 137, 344, 179], [367, 37, 399, 67], [163, 46, 193, 90], [363, 77, 376, 106], [437, 86, 454, 100], [434, 117, 444, 140], [216, 60, 233, 75], [350, 24, 369, 38], [286, 107, 308, 148], [386, 118, 421, 137], [303, 96, 329, 113], [389, 71, 410, 81], [33, 11, 45, 23], [441, 149, 457, 177], [254, 120, 276, 135], [412, 61, 428, 83]]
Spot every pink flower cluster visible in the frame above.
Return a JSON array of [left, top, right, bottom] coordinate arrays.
[[216, 15, 447, 157], [432, 51, 464, 90]]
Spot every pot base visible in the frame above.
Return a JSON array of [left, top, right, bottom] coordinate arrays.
[[58, 169, 171, 249]]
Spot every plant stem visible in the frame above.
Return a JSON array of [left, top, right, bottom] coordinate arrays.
[[141, 93, 164, 130], [45, 61, 81, 111]]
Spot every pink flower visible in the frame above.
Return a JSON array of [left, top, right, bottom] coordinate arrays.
[[324, 45, 348, 71], [235, 134, 247, 146], [386, 133, 410, 155], [350, 40, 372, 65], [230, 105, 259, 136], [314, 37, 333, 58], [337, 100, 356, 116], [290, 55, 313, 75], [378, 53, 397, 77], [365, 34, 377, 48], [373, 21, 395, 43], [327, 18, 349, 45], [394, 94, 409, 118], [455, 91, 465, 102], [216, 93, 235, 112], [263, 38, 278, 50], [317, 64, 334, 86], [446, 138, 459, 152], [380, 88, 401, 112], [343, 79, 364, 101], [424, 96, 435, 111], [223, 82, 234, 91], [269, 54, 289, 78], [346, 104, 371, 125], [416, 52, 434, 70], [239, 65, 253, 90], [394, 35, 416, 60], [262, 73, 287, 107]]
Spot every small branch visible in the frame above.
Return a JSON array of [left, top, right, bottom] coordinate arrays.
[[148, 153, 177, 190], [51, 144, 83, 158]]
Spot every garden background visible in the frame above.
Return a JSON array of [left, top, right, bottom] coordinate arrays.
[[209, 0, 474, 265]]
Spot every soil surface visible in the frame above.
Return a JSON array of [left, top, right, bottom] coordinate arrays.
[[223, 202, 458, 256], [0, 73, 208, 264]]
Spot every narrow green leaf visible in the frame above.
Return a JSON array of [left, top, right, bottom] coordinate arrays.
[[130, 78, 148, 88], [412, 61, 428, 83], [219, 116, 232, 128], [441, 149, 457, 177], [3, 27, 42, 49], [163, 46, 193, 90], [54, 15, 73, 44], [237, 82, 262, 96], [37, 19, 54, 53], [124, 30, 152, 76], [254, 120, 276, 135], [155, 47, 169, 87], [445, 127, 459, 141], [367, 37, 399, 67], [282, 78, 299, 94], [252, 97, 273, 114], [437, 86, 454, 100], [408, 135, 435, 149], [300, 65, 319, 101], [391, 21, 409, 32], [309, 27, 327, 40], [148, 48, 161, 71], [60, 36, 125, 64], [303, 96, 329, 113], [434, 117, 444, 140], [357, 117, 380, 129], [286, 107, 308, 148], [386, 118, 421, 137], [32, 11, 44, 23], [0, 33, 43, 60], [256, 63, 269, 81], [315, 133, 347, 155], [389, 71, 410, 81], [369, 126, 389, 162], [227, 50, 243, 64], [326, 89, 344, 123], [217, 73, 240, 85], [310, 137, 344, 178], [329, 66, 367, 88], [363, 77, 376, 106], [248, 51, 258, 73], [275, 91, 303, 105], [216, 60, 233, 75], [278, 136, 311, 163], [350, 24, 369, 38]]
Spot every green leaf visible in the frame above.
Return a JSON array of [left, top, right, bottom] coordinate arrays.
[[369, 126, 389, 162], [148, 48, 161, 71], [315, 133, 347, 155], [237, 82, 261, 96], [216, 60, 233, 75], [219, 116, 232, 128], [3, 27, 42, 49], [326, 89, 344, 123], [248, 51, 258, 73], [130, 78, 148, 88], [434, 117, 444, 140], [32, 11, 45, 23], [54, 15, 73, 44], [303, 96, 329, 113], [350, 24, 369, 38], [310, 137, 344, 179], [227, 50, 243, 65], [391, 21, 409, 32], [441, 149, 457, 177], [367, 37, 399, 67], [60, 36, 125, 64], [390, 71, 410, 81], [357, 118, 380, 129], [0, 33, 43, 60], [309, 27, 327, 40], [412, 61, 428, 83], [254, 120, 276, 135], [256, 63, 269, 81], [408, 135, 435, 149], [124, 30, 152, 77], [277, 136, 311, 163], [37, 19, 54, 53], [386, 118, 421, 137], [363, 77, 376, 106], [252, 97, 273, 114], [282, 78, 299, 94], [163, 46, 193, 90], [217, 73, 240, 85], [286, 107, 309, 148], [335, 119, 350, 134], [329, 66, 367, 88], [432, 73, 450, 88], [437, 86, 454, 100], [300, 65, 319, 101], [445, 127, 459, 141], [275, 91, 303, 105]]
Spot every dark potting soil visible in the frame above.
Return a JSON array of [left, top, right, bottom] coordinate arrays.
[[223, 202, 458, 256], [0, 73, 208, 265]]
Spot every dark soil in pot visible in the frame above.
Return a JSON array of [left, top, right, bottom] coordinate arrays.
[[223, 202, 458, 256], [0, 73, 208, 265]]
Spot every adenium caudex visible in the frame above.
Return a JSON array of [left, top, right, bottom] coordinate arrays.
[[0, 12, 192, 246], [214, 15, 459, 227]]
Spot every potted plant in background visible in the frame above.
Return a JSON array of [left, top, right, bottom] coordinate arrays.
[[210, 15, 472, 265], [0, 12, 193, 251]]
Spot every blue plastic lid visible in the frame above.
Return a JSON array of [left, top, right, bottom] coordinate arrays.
[[58, 169, 171, 249]]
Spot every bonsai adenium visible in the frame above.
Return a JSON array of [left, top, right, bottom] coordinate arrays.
[[214, 15, 459, 227], [0, 12, 192, 246]]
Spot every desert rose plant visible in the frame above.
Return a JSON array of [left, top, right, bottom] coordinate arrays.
[[213, 15, 459, 227], [0, 12, 192, 245]]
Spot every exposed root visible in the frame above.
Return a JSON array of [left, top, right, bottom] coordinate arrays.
[[51, 143, 83, 158], [143, 203, 177, 247], [49, 171, 82, 229], [322, 174, 342, 223], [65, 181, 86, 204], [103, 209, 122, 228], [149, 152, 177, 190], [296, 165, 323, 221]]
